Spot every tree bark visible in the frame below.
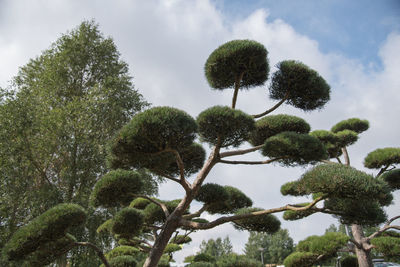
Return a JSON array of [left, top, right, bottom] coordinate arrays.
[[351, 224, 373, 267]]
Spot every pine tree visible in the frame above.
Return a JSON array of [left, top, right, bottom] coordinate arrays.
[[3, 38, 398, 267]]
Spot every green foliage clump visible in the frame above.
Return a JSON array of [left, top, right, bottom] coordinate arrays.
[[324, 197, 388, 226], [90, 169, 144, 207], [205, 186, 252, 214], [3, 203, 86, 261], [233, 207, 280, 233], [380, 169, 400, 190], [287, 164, 392, 202], [283, 251, 318, 267], [341, 255, 359, 267], [171, 235, 192, 245], [216, 254, 263, 267], [262, 132, 328, 165], [23, 234, 76, 267], [195, 183, 229, 204], [297, 232, 349, 256], [269, 60, 330, 111], [284, 232, 348, 267], [129, 197, 151, 209], [249, 114, 310, 146], [197, 106, 255, 147], [370, 236, 400, 257], [205, 40, 269, 89], [106, 246, 140, 260], [364, 147, 400, 169], [97, 219, 113, 234], [193, 252, 216, 262], [108, 255, 137, 267], [280, 181, 302, 196], [282, 203, 317, 220], [188, 262, 214, 267], [111, 208, 144, 237], [335, 130, 359, 147], [331, 118, 369, 133], [164, 243, 182, 254], [108, 106, 199, 174]]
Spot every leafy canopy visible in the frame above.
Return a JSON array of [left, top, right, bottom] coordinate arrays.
[[205, 39, 269, 89]]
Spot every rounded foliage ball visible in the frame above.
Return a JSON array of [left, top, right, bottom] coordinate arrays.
[[269, 60, 330, 111], [262, 132, 328, 165], [197, 106, 255, 147], [380, 169, 400, 190], [195, 183, 229, 204], [108, 106, 198, 171], [331, 118, 369, 133], [250, 114, 310, 146], [283, 252, 318, 267], [206, 186, 253, 214], [335, 130, 358, 147], [108, 255, 137, 267], [4, 203, 86, 261], [364, 147, 400, 169], [90, 169, 143, 207], [205, 39, 269, 89], [112, 208, 144, 237], [233, 207, 280, 233], [106, 246, 140, 260]]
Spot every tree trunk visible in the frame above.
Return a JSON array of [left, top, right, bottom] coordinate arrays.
[[142, 215, 180, 267], [351, 224, 373, 267]]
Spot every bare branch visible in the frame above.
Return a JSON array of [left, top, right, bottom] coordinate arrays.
[[183, 204, 209, 220], [219, 145, 263, 158], [172, 149, 191, 192], [342, 147, 350, 166], [377, 164, 391, 177], [179, 196, 324, 230], [252, 91, 289, 118], [367, 215, 400, 240]]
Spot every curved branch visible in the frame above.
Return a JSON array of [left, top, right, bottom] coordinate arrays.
[[133, 194, 170, 218], [367, 215, 400, 241], [179, 196, 324, 230], [182, 204, 209, 220], [342, 147, 350, 166], [252, 92, 289, 118], [218, 157, 282, 165], [75, 242, 110, 267], [219, 145, 263, 158], [172, 149, 191, 192]]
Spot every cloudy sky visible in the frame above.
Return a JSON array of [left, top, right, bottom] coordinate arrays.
[[1, 0, 399, 263]]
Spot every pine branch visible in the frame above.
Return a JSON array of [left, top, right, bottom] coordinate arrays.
[[74, 242, 110, 267], [218, 157, 282, 165], [179, 196, 325, 230], [219, 145, 263, 158]]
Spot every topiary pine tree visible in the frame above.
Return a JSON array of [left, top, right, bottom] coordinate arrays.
[[281, 118, 400, 267], [3, 39, 397, 267]]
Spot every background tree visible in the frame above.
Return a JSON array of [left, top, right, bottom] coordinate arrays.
[[0, 21, 149, 266], [3, 38, 397, 267], [199, 236, 233, 259], [244, 229, 294, 264]]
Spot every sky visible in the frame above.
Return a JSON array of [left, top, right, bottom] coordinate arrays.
[[1, 0, 399, 264]]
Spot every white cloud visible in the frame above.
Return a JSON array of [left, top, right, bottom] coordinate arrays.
[[1, 0, 399, 263]]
